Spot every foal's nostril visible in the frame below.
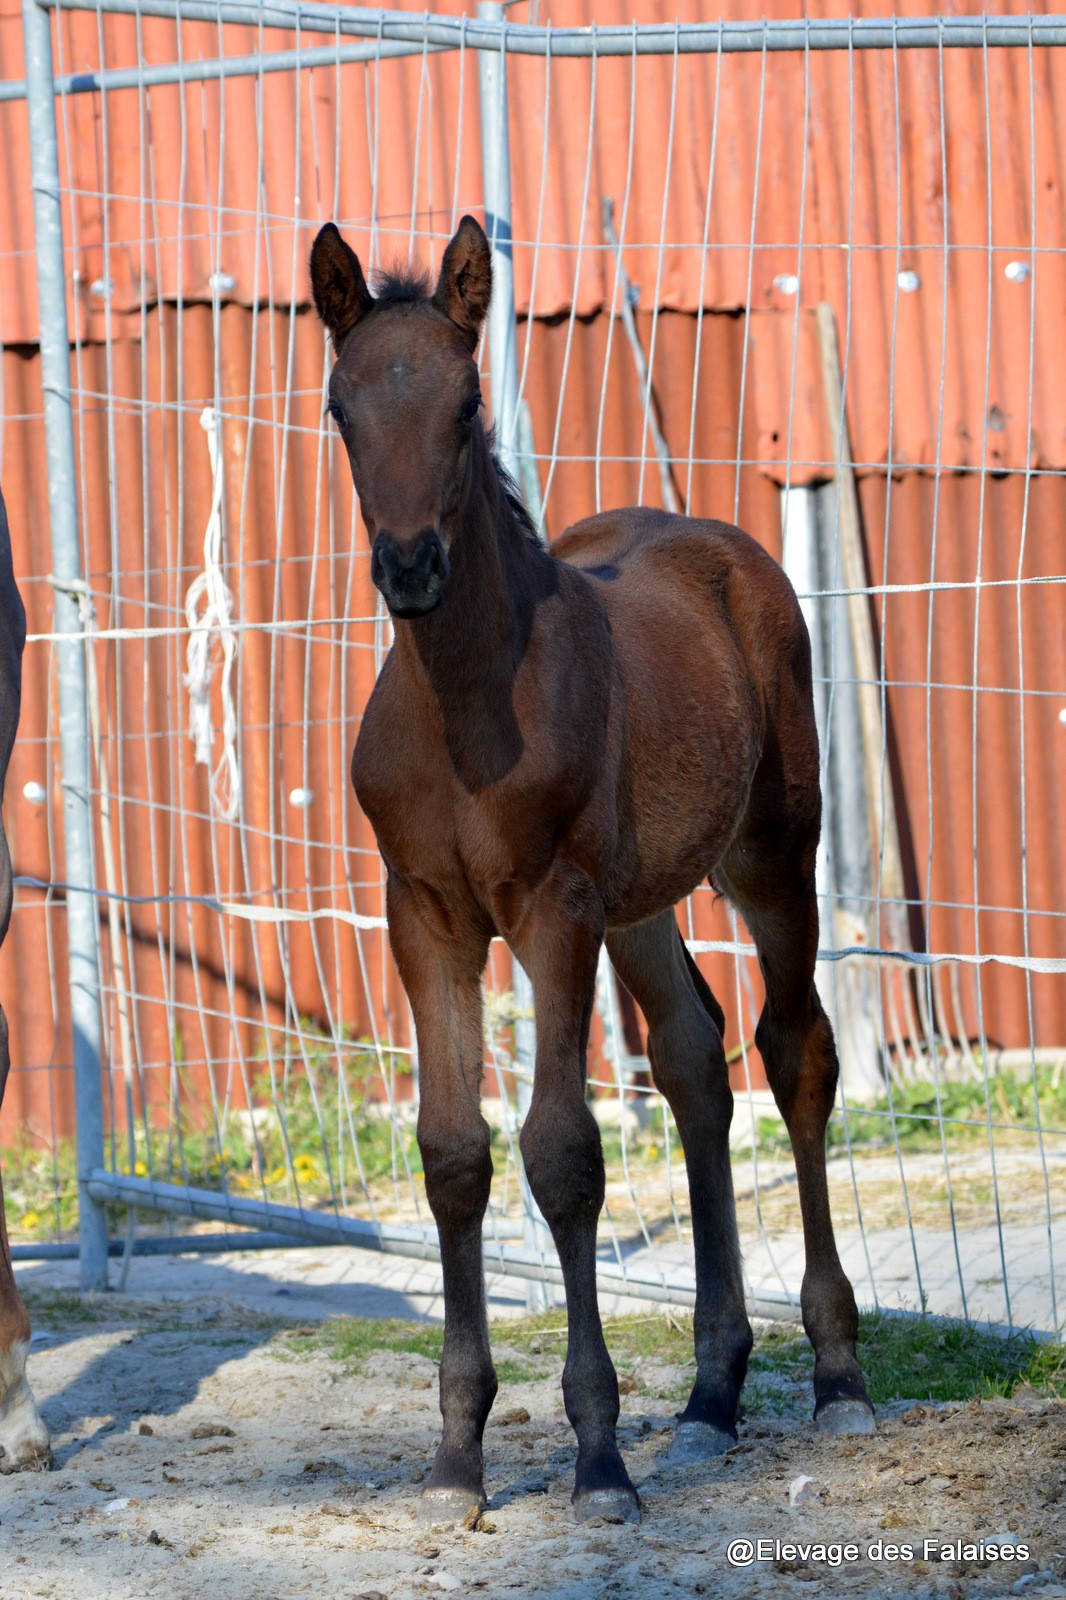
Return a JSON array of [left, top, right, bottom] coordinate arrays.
[[370, 539, 390, 589], [423, 533, 448, 582]]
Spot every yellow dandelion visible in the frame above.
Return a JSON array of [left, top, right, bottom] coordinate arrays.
[[134, 1160, 148, 1178], [20, 1211, 41, 1230]]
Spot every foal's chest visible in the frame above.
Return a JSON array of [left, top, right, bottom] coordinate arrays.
[[351, 671, 574, 902]]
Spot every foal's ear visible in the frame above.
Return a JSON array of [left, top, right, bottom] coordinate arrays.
[[432, 215, 493, 350], [310, 223, 373, 346]]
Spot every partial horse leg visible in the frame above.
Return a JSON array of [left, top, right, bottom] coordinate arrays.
[[513, 862, 638, 1523], [0, 803, 50, 1472], [720, 841, 874, 1434], [608, 912, 752, 1463], [386, 873, 497, 1520]]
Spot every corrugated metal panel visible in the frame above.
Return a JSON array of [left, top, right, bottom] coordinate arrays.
[[0, 304, 781, 1138], [857, 466, 1066, 1051], [3, 0, 1066, 472], [0, 3, 1063, 1150], [2, 302, 1063, 1146]]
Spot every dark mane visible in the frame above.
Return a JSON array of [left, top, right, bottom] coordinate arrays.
[[371, 261, 433, 304], [486, 427, 540, 545]]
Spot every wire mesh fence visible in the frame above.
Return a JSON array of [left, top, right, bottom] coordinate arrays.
[[1, 0, 1063, 1334]]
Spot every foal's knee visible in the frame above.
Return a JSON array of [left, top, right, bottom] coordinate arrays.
[[419, 1116, 493, 1227], [520, 1100, 604, 1231]]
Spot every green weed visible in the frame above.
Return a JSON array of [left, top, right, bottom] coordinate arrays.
[[754, 1062, 1066, 1158], [270, 1307, 1066, 1417]]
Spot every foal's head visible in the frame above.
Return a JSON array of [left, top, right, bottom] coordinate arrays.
[[310, 217, 493, 619]]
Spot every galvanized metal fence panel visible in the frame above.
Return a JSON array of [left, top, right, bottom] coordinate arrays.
[[2, 0, 1064, 1335]]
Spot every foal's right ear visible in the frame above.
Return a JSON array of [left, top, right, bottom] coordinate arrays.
[[310, 223, 373, 347]]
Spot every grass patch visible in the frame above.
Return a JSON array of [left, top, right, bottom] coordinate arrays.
[[8, 1049, 1063, 1249], [19, 1288, 117, 1326], [270, 1307, 1066, 1415], [747, 1311, 1065, 1409], [756, 1062, 1066, 1158], [276, 1316, 446, 1368], [859, 1311, 1066, 1404], [19, 1285, 294, 1338]]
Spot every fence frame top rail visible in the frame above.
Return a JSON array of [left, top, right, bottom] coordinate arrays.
[[32, 2, 1066, 56]]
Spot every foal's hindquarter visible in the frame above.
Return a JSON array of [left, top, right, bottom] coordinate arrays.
[[0, 491, 50, 1473], [355, 503, 874, 1522]]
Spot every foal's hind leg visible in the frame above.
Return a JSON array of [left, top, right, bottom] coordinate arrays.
[[386, 874, 497, 1520], [720, 842, 874, 1434], [608, 912, 752, 1463]]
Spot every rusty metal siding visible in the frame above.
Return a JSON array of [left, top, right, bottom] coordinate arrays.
[[3, 303, 1063, 1147], [3, 0, 1066, 473], [0, 2, 1063, 1151], [1, 304, 784, 1138]]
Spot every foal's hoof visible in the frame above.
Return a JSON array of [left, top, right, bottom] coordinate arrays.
[[668, 1420, 736, 1464], [417, 1486, 485, 1525], [0, 1436, 52, 1474], [815, 1399, 876, 1436], [572, 1486, 641, 1525], [0, 1363, 53, 1476]]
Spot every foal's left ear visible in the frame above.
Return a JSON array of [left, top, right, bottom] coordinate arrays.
[[310, 222, 373, 347], [432, 215, 493, 350]]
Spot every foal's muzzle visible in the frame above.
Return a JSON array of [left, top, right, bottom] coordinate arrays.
[[371, 529, 449, 618]]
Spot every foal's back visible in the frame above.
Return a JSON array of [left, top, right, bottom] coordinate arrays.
[[554, 507, 802, 698], [553, 507, 818, 924]]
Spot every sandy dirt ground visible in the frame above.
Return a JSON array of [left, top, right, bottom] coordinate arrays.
[[0, 1295, 1064, 1600]]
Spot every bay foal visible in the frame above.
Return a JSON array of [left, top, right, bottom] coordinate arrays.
[[311, 217, 874, 1524], [0, 489, 50, 1473]]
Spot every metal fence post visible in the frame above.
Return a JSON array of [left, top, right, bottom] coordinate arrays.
[[22, 0, 109, 1291], [477, 0, 520, 483], [477, 1, 552, 1308]]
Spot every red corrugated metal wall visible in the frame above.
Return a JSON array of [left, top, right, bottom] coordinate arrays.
[[0, 0, 1063, 1148]]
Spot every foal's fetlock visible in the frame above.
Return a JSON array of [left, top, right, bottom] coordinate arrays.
[[419, 1484, 486, 1524], [572, 1444, 639, 1525], [669, 1319, 750, 1463], [812, 1349, 876, 1436], [420, 1444, 487, 1523], [670, 1384, 741, 1463]]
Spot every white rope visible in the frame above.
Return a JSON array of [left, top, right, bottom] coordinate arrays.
[[183, 405, 240, 821]]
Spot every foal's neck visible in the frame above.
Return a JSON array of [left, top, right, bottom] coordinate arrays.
[[393, 434, 550, 792]]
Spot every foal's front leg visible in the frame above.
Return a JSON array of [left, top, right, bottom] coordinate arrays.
[[512, 862, 639, 1524], [387, 875, 497, 1521]]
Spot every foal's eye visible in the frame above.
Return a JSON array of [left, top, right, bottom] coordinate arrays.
[[459, 393, 482, 427], [327, 400, 347, 429]]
